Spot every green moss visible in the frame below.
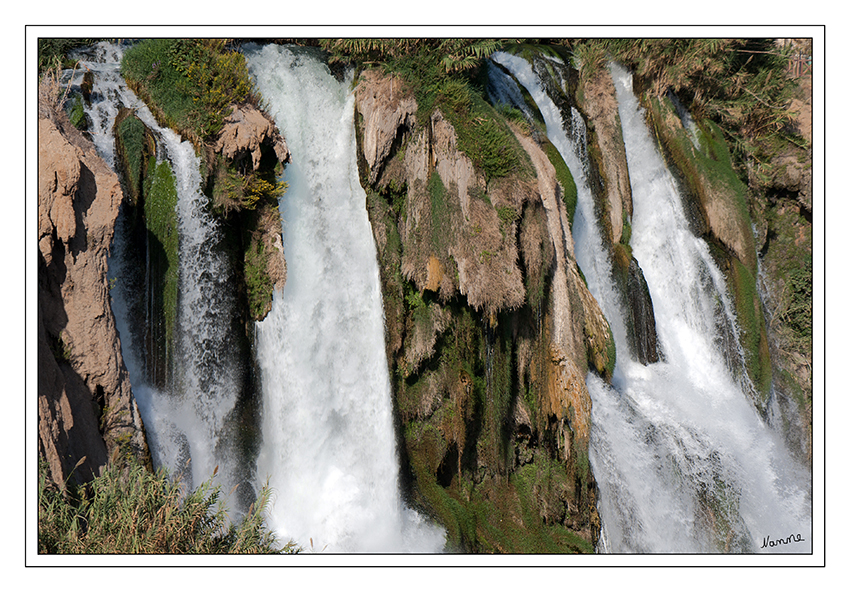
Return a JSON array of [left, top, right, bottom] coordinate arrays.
[[541, 138, 578, 226], [427, 170, 451, 257], [114, 110, 153, 205], [66, 95, 86, 130], [696, 119, 752, 230], [604, 327, 617, 378], [144, 158, 180, 371], [728, 257, 772, 404], [621, 209, 633, 246]]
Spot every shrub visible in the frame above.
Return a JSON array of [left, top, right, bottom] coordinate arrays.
[[38, 456, 297, 554]]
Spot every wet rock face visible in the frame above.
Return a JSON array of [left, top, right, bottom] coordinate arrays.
[[626, 257, 661, 365], [38, 91, 150, 489]]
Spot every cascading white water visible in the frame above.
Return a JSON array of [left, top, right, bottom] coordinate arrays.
[[71, 42, 242, 498], [492, 51, 812, 553], [244, 44, 445, 553]]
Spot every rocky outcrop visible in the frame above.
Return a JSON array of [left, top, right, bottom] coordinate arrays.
[[212, 103, 289, 321], [355, 67, 610, 552], [215, 103, 290, 171], [356, 69, 417, 186], [514, 129, 613, 378], [395, 107, 527, 316], [576, 66, 633, 245], [38, 87, 150, 489]]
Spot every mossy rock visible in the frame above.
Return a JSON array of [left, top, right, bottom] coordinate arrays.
[[114, 108, 156, 206], [648, 95, 757, 273], [142, 159, 180, 385], [727, 257, 772, 408]]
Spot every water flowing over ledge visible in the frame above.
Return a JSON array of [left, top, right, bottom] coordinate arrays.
[[493, 51, 811, 553], [75, 41, 244, 502], [245, 44, 446, 553]]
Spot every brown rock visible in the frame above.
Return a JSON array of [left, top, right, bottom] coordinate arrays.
[[545, 344, 593, 450], [577, 67, 633, 245], [355, 69, 417, 185], [38, 87, 149, 488], [430, 110, 485, 220], [215, 103, 290, 170]]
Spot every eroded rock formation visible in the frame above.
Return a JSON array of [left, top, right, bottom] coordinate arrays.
[[355, 67, 612, 551], [38, 82, 150, 489], [215, 103, 290, 171], [576, 66, 633, 245]]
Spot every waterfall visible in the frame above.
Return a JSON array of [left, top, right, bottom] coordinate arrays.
[[72, 42, 245, 502], [244, 44, 445, 553], [492, 51, 811, 553]]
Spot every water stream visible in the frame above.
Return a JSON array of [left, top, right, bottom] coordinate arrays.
[[71, 42, 245, 503], [492, 51, 812, 553], [244, 44, 445, 552]]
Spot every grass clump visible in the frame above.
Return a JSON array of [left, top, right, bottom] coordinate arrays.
[[38, 456, 297, 554], [121, 39, 259, 143]]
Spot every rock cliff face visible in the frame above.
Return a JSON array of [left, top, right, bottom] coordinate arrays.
[[355, 68, 613, 551], [575, 66, 632, 245], [38, 83, 150, 489]]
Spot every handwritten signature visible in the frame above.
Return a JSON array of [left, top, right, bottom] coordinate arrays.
[[761, 533, 805, 549]]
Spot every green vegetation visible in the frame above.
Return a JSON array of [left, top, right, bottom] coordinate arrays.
[[121, 39, 259, 143], [37, 38, 100, 72], [590, 39, 804, 179], [115, 110, 152, 204], [322, 38, 530, 182], [729, 257, 773, 404], [778, 253, 812, 344], [428, 171, 451, 256], [144, 159, 180, 372], [321, 39, 504, 77], [541, 138, 578, 225], [38, 456, 297, 554], [244, 235, 274, 320], [66, 95, 86, 129], [210, 154, 287, 215]]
